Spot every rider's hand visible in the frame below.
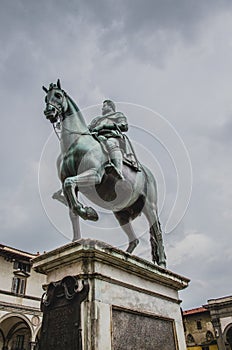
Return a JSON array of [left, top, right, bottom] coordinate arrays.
[[93, 126, 102, 132]]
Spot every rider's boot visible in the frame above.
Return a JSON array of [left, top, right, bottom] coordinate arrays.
[[109, 148, 124, 180]]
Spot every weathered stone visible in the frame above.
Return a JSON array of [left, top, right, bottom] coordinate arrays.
[[33, 239, 189, 349], [38, 276, 89, 350], [112, 307, 177, 350]]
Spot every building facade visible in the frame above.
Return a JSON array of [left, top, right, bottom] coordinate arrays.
[[1, 242, 232, 350], [183, 307, 218, 350], [204, 296, 232, 350], [0, 244, 46, 350], [183, 297, 232, 350]]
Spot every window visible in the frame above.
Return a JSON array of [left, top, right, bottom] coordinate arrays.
[[15, 334, 25, 350], [186, 334, 195, 344], [206, 330, 214, 342], [12, 277, 26, 295], [197, 320, 202, 330], [226, 326, 232, 347], [13, 260, 31, 273]]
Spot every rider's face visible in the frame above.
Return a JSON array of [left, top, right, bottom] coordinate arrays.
[[102, 102, 113, 115]]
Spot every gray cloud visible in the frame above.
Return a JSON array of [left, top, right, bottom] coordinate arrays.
[[208, 117, 232, 145], [0, 0, 232, 310], [82, 0, 232, 64], [1, 0, 232, 73]]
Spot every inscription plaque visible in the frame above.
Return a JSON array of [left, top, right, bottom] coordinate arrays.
[[39, 276, 89, 350], [112, 307, 178, 350]]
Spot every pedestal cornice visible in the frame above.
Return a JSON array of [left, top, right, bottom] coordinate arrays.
[[32, 239, 189, 291]]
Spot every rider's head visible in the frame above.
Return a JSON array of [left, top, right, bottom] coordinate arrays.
[[102, 100, 116, 115]]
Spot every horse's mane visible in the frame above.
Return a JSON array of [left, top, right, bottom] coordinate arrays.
[[65, 93, 80, 112]]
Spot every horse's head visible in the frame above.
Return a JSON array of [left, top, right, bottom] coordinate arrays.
[[43, 79, 68, 124]]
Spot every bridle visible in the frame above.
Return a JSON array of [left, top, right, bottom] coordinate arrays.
[[46, 88, 91, 140], [45, 88, 66, 120]]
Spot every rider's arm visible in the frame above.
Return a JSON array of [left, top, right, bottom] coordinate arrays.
[[90, 113, 128, 133], [93, 121, 128, 132], [99, 112, 128, 132], [116, 113, 128, 132], [117, 121, 128, 132], [88, 117, 100, 132]]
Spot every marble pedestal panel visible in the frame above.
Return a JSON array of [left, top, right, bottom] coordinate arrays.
[[33, 239, 189, 350]]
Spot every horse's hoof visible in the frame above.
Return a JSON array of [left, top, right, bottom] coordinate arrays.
[[157, 259, 167, 269], [126, 239, 139, 254], [52, 190, 61, 200], [158, 261, 166, 269], [85, 207, 99, 221]]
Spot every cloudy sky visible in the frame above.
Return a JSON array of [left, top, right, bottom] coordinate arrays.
[[1, 0, 232, 310]]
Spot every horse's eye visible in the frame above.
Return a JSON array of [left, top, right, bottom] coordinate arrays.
[[55, 93, 62, 99]]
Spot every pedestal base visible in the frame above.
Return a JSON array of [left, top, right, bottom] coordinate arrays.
[[33, 239, 189, 350]]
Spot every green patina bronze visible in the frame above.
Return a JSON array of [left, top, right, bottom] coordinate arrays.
[[43, 79, 166, 267]]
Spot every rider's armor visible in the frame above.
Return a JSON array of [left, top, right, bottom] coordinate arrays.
[[89, 112, 128, 179]]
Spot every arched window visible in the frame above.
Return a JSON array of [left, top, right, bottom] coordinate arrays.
[[0, 329, 5, 350], [206, 330, 214, 342], [226, 326, 232, 348], [0, 315, 32, 350], [186, 334, 195, 344]]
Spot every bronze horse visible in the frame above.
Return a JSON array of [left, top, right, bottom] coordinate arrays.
[[43, 80, 166, 267]]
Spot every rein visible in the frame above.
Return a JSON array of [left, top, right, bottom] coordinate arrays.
[[61, 125, 91, 136], [53, 122, 91, 141]]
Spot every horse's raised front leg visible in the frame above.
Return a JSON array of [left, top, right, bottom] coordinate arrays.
[[63, 169, 101, 221], [52, 189, 81, 241]]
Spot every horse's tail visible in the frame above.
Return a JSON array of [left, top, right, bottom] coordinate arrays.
[[149, 217, 166, 267], [141, 164, 166, 268]]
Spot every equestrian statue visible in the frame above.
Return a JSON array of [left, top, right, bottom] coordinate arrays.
[[43, 79, 166, 268]]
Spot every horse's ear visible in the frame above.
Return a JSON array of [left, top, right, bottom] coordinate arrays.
[[42, 86, 48, 93], [57, 79, 61, 89]]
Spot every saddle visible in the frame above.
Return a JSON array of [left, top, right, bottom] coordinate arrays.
[[121, 135, 141, 171]]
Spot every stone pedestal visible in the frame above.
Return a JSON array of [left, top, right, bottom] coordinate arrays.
[[33, 239, 189, 350]]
